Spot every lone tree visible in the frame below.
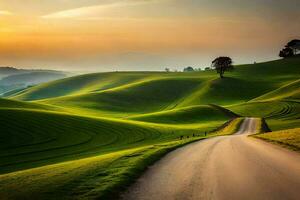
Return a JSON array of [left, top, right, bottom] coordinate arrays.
[[279, 39, 300, 58], [211, 57, 233, 78], [286, 39, 300, 55], [279, 47, 294, 58]]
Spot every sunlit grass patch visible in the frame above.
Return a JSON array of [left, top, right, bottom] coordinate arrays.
[[253, 128, 300, 151], [213, 117, 244, 135]]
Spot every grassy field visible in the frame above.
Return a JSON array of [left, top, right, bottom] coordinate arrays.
[[0, 107, 228, 174], [0, 56, 299, 199], [0, 117, 247, 200], [228, 100, 300, 130], [253, 128, 300, 151]]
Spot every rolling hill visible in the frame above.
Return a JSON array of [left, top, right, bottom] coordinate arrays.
[[0, 67, 68, 96], [128, 104, 238, 124], [0, 57, 299, 199]]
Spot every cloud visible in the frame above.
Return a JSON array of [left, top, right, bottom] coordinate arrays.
[[41, 0, 160, 19]]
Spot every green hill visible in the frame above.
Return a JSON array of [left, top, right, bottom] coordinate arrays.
[[129, 104, 237, 124], [10, 72, 157, 101], [10, 57, 299, 113], [251, 79, 300, 101], [40, 77, 209, 116], [0, 98, 61, 111], [0, 57, 299, 199], [0, 108, 165, 174]]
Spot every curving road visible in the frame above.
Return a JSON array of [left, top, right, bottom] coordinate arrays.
[[122, 118, 300, 200]]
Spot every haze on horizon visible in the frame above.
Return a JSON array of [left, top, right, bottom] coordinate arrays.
[[0, 0, 299, 71]]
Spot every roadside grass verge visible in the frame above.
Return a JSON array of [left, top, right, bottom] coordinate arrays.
[[100, 138, 206, 200], [212, 117, 244, 135], [252, 128, 300, 152], [256, 118, 272, 133]]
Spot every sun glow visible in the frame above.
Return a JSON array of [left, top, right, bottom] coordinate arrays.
[[0, 0, 298, 70]]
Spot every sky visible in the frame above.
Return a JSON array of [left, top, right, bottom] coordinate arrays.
[[0, 0, 299, 71]]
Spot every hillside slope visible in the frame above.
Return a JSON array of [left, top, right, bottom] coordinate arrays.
[[251, 79, 300, 101], [10, 57, 299, 108], [4, 57, 300, 143], [0, 68, 68, 95], [0, 57, 299, 199], [128, 104, 237, 124], [0, 105, 226, 175]]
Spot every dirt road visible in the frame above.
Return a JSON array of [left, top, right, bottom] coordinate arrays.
[[122, 118, 300, 200]]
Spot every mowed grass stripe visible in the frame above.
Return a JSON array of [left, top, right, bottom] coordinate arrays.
[[228, 100, 300, 130], [1, 108, 208, 174], [0, 122, 241, 200]]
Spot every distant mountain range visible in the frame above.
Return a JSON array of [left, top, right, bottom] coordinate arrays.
[[0, 67, 68, 95], [0, 67, 66, 78]]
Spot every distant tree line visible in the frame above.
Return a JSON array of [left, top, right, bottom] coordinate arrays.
[[182, 66, 210, 72], [183, 66, 195, 72], [165, 66, 209, 72], [164, 60, 232, 78], [164, 38, 299, 79]]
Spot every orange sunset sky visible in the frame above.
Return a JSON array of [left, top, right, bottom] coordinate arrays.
[[0, 0, 299, 71]]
